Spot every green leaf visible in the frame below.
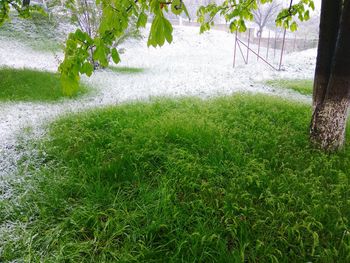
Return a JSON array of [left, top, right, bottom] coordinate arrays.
[[137, 12, 148, 28], [304, 10, 310, 21], [81, 62, 94, 77], [60, 72, 80, 96], [111, 48, 121, 64], [75, 29, 87, 42], [290, 21, 298, 32], [171, 0, 182, 15], [163, 17, 173, 43], [229, 20, 238, 33], [238, 19, 247, 32]]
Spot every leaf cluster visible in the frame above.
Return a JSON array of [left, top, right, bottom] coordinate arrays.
[[275, 0, 314, 31], [198, 0, 314, 33], [0, 0, 45, 26]]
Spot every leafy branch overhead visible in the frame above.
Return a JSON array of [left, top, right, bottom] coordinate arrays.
[[59, 0, 314, 95], [198, 0, 314, 33], [0, 0, 45, 26]]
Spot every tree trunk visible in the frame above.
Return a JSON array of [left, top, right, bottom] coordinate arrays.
[[311, 0, 342, 108], [310, 0, 350, 151], [257, 25, 263, 38], [310, 99, 349, 151]]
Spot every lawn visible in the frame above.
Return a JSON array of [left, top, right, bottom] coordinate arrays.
[[0, 68, 89, 102], [1, 95, 349, 262], [266, 79, 313, 95]]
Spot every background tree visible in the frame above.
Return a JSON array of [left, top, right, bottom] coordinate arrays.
[[252, 0, 280, 37]]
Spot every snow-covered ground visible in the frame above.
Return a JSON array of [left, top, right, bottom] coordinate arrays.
[[0, 25, 316, 184]]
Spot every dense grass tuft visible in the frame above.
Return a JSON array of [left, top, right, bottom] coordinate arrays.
[[109, 66, 145, 74], [0, 68, 89, 102], [1, 95, 350, 262], [266, 79, 313, 95]]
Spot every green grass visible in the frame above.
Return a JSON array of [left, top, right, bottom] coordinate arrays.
[[1, 95, 350, 262], [266, 79, 313, 95], [109, 66, 145, 74], [0, 68, 89, 102]]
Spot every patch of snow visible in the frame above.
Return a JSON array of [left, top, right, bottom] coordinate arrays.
[[0, 25, 316, 194]]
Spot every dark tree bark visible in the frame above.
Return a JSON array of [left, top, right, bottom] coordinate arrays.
[[310, 0, 350, 151], [22, 0, 30, 6], [311, 0, 342, 106]]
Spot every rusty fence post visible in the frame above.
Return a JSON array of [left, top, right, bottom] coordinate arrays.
[[246, 28, 251, 64], [266, 30, 270, 60], [257, 31, 262, 61], [274, 30, 278, 60], [278, 28, 287, 71], [233, 30, 237, 67], [293, 34, 297, 52]]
